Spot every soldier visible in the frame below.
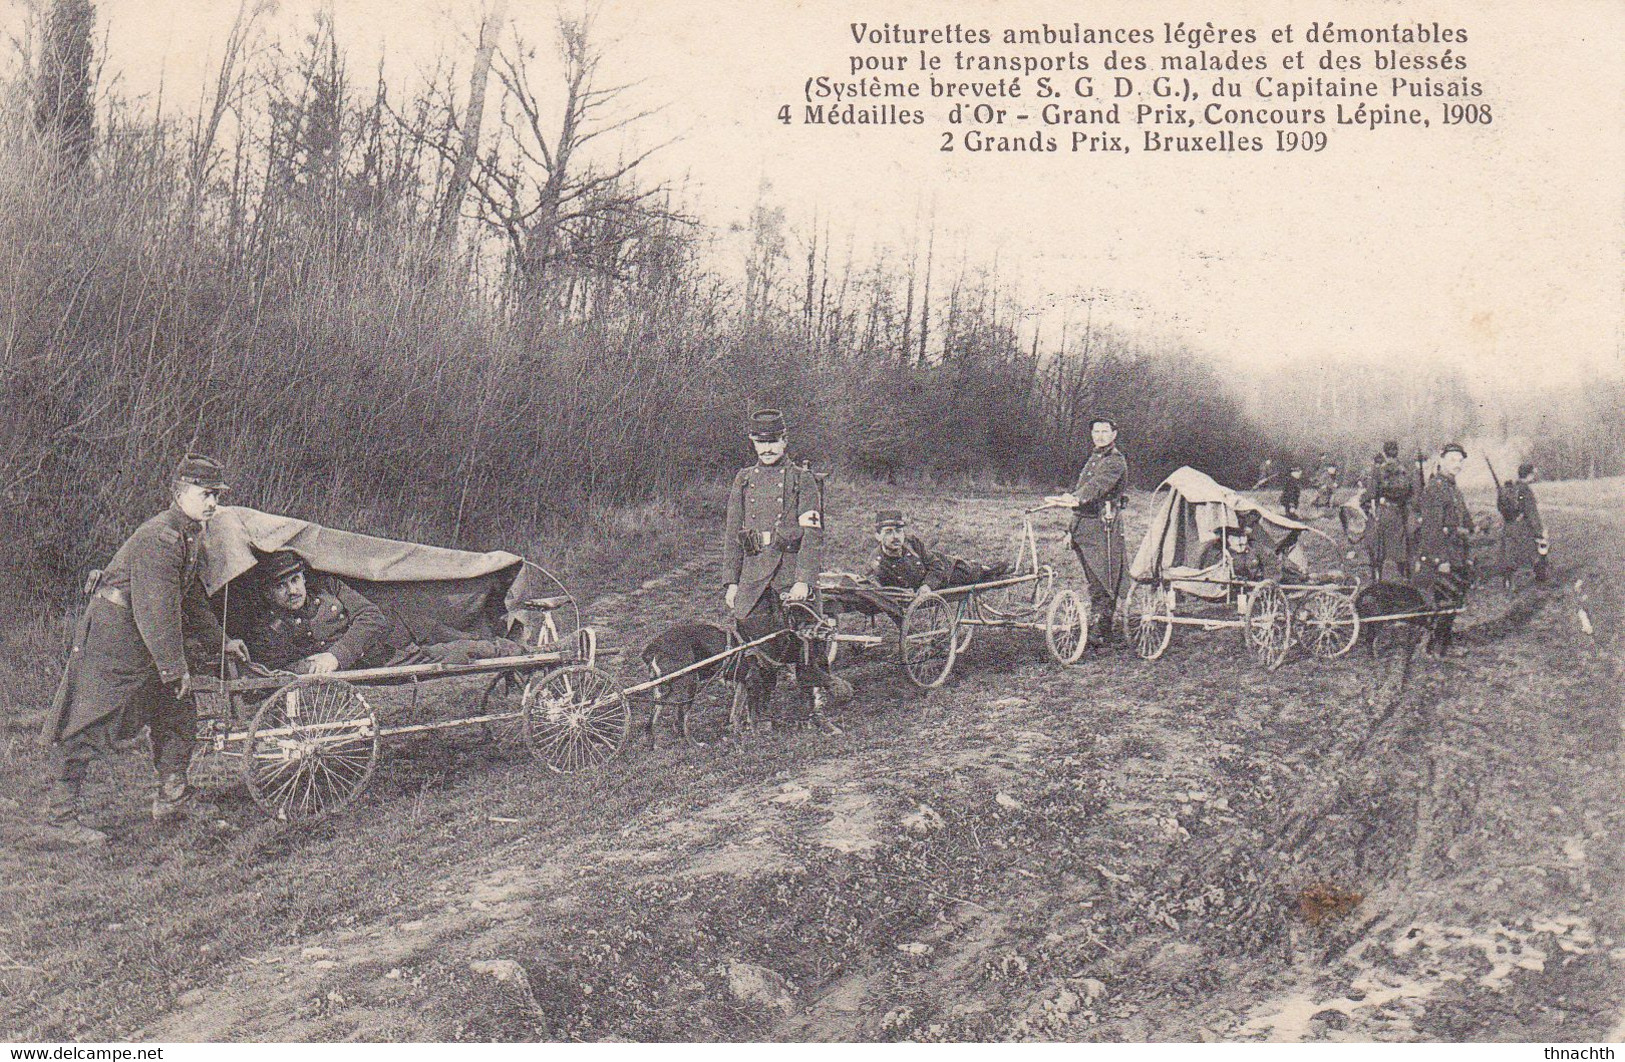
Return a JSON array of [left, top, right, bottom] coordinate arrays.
[[1279, 467, 1304, 520], [722, 409, 841, 734], [243, 549, 524, 671], [1368, 440, 1416, 583], [868, 510, 1012, 593], [39, 454, 249, 844], [1054, 417, 1129, 645], [244, 550, 394, 673], [1414, 443, 1475, 656], [1497, 461, 1548, 590], [1313, 457, 1340, 509]]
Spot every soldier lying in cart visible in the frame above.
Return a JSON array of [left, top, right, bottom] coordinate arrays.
[[868, 509, 1013, 599], [242, 548, 526, 674], [1197, 511, 1310, 585]]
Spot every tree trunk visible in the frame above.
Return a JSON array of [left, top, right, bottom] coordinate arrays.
[[439, 0, 508, 244]]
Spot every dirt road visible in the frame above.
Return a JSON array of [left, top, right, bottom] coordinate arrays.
[[2, 478, 1619, 1041]]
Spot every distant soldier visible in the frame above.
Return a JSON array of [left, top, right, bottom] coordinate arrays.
[[868, 510, 1012, 594], [722, 409, 841, 734], [1054, 417, 1130, 645], [1279, 467, 1304, 519], [1313, 457, 1340, 509], [1356, 451, 1384, 518], [1497, 461, 1548, 590], [39, 454, 249, 844], [1368, 440, 1416, 583], [1414, 443, 1475, 656]]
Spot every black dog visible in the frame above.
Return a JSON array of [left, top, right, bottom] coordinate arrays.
[[639, 621, 751, 743]]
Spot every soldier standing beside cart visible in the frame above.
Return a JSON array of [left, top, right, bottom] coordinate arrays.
[[39, 454, 249, 845], [722, 409, 842, 735], [1054, 417, 1130, 647], [1414, 443, 1475, 657]]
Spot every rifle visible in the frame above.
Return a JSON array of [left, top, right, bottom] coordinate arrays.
[[1484, 454, 1502, 496]]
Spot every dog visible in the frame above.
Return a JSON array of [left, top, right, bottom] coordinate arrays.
[[639, 617, 853, 744], [639, 621, 752, 744]]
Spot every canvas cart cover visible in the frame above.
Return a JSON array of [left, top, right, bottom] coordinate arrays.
[[200, 506, 558, 645], [1129, 467, 1324, 582]]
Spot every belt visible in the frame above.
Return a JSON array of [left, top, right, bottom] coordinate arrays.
[[94, 585, 130, 608]]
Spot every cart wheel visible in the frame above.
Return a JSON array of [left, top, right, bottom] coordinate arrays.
[[522, 665, 629, 773], [1244, 580, 1293, 671], [1299, 588, 1360, 660], [243, 678, 379, 822], [1122, 582, 1173, 661], [901, 591, 958, 688], [952, 597, 976, 654], [1045, 589, 1090, 665]]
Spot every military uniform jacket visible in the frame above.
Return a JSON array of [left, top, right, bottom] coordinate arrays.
[[1415, 472, 1472, 567], [1374, 460, 1415, 505], [869, 535, 949, 592], [1498, 481, 1544, 569], [1070, 446, 1129, 532], [42, 505, 224, 743], [722, 460, 824, 619], [247, 576, 394, 671], [1501, 482, 1543, 534]]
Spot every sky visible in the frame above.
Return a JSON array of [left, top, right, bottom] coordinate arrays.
[[16, 0, 1623, 389]]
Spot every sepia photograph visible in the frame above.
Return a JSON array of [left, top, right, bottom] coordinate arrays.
[[1, 0, 1621, 1045]]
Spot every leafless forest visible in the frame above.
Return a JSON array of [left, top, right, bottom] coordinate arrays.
[[2, 0, 1618, 601]]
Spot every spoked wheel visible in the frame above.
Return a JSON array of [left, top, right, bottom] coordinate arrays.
[[522, 665, 630, 773], [1122, 582, 1173, 661], [1299, 588, 1360, 660], [1044, 589, 1090, 665], [243, 678, 379, 822], [1243, 580, 1294, 671], [901, 591, 959, 688]]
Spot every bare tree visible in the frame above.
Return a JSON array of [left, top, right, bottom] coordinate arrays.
[[453, 10, 677, 309], [437, 0, 508, 244], [33, 0, 94, 168]]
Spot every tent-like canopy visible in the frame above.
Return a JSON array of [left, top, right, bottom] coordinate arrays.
[[1129, 467, 1330, 583], [200, 507, 569, 646]]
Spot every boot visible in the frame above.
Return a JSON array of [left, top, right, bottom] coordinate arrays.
[[151, 771, 192, 823], [43, 779, 109, 847], [809, 688, 843, 736]]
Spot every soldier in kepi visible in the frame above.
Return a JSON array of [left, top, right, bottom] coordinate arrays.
[[245, 549, 394, 673], [243, 549, 525, 671], [869, 510, 1012, 594], [1365, 440, 1416, 583], [722, 408, 843, 735], [39, 454, 249, 845], [1414, 443, 1475, 657], [1052, 417, 1129, 647], [1497, 461, 1549, 590]]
